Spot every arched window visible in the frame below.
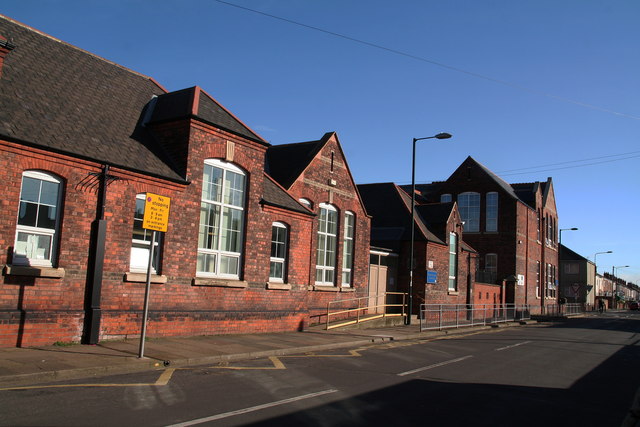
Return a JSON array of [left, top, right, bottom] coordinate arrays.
[[197, 159, 246, 278], [486, 192, 498, 232], [341, 212, 355, 287], [299, 198, 313, 210], [130, 194, 162, 273], [316, 203, 338, 285], [458, 192, 480, 232], [270, 222, 288, 282], [14, 171, 62, 267]]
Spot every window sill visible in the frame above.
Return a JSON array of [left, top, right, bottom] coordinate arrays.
[[448, 290, 459, 296], [266, 282, 291, 290], [193, 278, 248, 288], [124, 272, 167, 284], [340, 287, 355, 292], [310, 285, 340, 292], [3, 265, 65, 278]]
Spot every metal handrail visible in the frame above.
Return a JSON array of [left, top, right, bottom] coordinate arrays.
[[419, 303, 532, 331], [326, 292, 407, 330]]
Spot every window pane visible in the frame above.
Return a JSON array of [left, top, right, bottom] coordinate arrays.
[[202, 165, 223, 202], [220, 208, 243, 252], [224, 171, 245, 207], [219, 255, 239, 275], [270, 261, 283, 279], [197, 252, 216, 274], [40, 181, 60, 206], [37, 205, 57, 229], [440, 194, 452, 203], [20, 177, 41, 203], [15, 232, 51, 261], [458, 192, 480, 232], [486, 192, 498, 232], [199, 203, 220, 250], [18, 202, 38, 226]]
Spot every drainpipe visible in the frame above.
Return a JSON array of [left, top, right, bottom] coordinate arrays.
[[82, 165, 109, 344]]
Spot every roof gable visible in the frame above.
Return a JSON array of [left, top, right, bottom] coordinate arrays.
[[265, 137, 326, 189]]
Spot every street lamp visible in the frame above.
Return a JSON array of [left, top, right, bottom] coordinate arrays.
[[593, 250, 612, 273], [612, 265, 630, 309], [408, 132, 452, 325], [558, 227, 578, 248]]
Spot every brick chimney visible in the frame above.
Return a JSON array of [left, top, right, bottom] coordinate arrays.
[[0, 35, 16, 79]]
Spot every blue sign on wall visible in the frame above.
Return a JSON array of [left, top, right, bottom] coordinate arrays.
[[426, 270, 437, 284]]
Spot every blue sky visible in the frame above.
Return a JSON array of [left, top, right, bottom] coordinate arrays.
[[3, 1, 638, 283]]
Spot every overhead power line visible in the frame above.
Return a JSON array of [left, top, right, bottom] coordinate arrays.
[[214, 0, 640, 121], [496, 150, 640, 175]]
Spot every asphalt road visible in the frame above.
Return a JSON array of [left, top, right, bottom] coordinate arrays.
[[2, 312, 639, 426]]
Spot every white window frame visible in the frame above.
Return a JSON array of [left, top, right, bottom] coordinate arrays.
[[130, 194, 162, 273], [197, 159, 246, 279], [316, 203, 338, 285], [448, 232, 458, 290], [458, 192, 480, 232], [299, 198, 313, 210], [13, 171, 62, 267], [486, 192, 498, 232], [269, 222, 288, 283], [341, 212, 355, 287]]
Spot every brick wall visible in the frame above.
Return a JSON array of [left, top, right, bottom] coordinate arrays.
[[0, 124, 372, 346]]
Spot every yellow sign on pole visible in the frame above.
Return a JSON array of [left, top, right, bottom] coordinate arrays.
[[142, 193, 171, 232]]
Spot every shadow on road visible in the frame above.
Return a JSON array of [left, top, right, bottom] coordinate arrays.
[[247, 317, 640, 427]]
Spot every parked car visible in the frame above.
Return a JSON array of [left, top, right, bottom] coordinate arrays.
[[628, 302, 638, 310]]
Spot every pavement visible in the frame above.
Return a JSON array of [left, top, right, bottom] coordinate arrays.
[[0, 321, 510, 388]]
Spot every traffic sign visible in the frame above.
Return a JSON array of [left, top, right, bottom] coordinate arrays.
[[142, 193, 171, 232]]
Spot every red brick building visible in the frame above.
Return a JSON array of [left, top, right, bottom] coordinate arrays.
[[411, 156, 559, 314], [0, 16, 369, 347], [358, 183, 478, 315]]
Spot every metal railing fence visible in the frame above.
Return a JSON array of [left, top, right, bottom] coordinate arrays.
[[326, 292, 407, 330], [542, 303, 592, 316], [419, 303, 531, 332]]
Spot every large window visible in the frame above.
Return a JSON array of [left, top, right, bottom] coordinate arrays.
[[341, 212, 355, 287], [316, 203, 338, 285], [486, 192, 498, 232], [485, 253, 498, 283], [130, 194, 162, 273], [448, 232, 458, 290], [197, 159, 246, 278], [14, 171, 62, 267], [458, 192, 480, 232], [269, 222, 288, 282]]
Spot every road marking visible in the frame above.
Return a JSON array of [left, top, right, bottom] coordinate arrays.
[[165, 389, 339, 426], [397, 355, 473, 376], [495, 341, 531, 351], [0, 368, 175, 391], [211, 356, 286, 370]]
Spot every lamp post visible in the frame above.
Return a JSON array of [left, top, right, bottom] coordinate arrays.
[[408, 132, 452, 325], [593, 251, 612, 274], [558, 227, 577, 248], [612, 265, 629, 309]]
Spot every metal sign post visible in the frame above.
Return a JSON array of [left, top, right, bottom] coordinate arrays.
[[138, 231, 155, 359], [137, 193, 170, 359]]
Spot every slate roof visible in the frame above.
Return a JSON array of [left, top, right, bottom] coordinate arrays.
[[147, 87, 266, 144], [0, 15, 188, 181], [358, 182, 444, 245], [265, 134, 329, 189], [261, 174, 314, 215], [0, 16, 266, 182], [559, 244, 591, 263]]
